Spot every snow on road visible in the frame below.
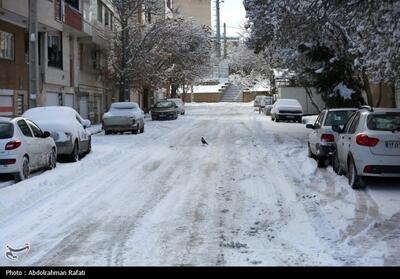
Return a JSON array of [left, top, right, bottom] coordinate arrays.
[[1, 103, 400, 266]]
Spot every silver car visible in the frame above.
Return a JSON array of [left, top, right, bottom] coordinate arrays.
[[168, 98, 185, 115], [332, 106, 400, 189], [102, 102, 145, 135], [307, 108, 357, 167]]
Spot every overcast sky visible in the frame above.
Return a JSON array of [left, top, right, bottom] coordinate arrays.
[[212, 0, 247, 37]]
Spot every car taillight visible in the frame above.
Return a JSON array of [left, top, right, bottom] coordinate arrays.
[[356, 134, 379, 147], [321, 134, 335, 142], [5, 140, 22, 150]]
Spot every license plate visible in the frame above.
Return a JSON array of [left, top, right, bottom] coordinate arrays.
[[286, 116, 294, 118], [385, 141, 400, 148], [160, 114, 166, 117]]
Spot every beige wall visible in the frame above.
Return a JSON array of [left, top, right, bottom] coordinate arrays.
[[370, 83, 396, 108], [173, 0, 211, 27], [184, 92, 221, 103]]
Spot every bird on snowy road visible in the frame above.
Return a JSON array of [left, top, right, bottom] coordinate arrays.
[[201, 137, 208, 145]]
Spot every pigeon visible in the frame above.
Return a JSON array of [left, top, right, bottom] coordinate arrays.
[[201, 137, 208, 145]]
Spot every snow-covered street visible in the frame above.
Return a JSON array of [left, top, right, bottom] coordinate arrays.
[[1, 103, 400, 266]]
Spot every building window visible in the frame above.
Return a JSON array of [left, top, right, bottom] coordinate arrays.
[[65, 0, 79, 11], [105, 9, 109, 26], [0, 30, 14, 60], [55, 0, 62, 21], [97, 0, 103, 23], [48, 32, 63, 69], [146, 11, 152, 24]]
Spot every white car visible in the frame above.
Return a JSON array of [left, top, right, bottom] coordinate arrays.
[[271, 99, 303, 123], [23, 106, 91, 162], [168, 98, 185, 115], [332, 106, 400, 189], [0, 117, 57, 182], [307, 108, 357, 167], [102, 102, 145, 135]]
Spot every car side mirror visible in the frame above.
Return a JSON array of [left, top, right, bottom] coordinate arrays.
[[332, 125, 342, 133], [306, 124, 315, 129], [43, 131, 51, 138], [83, 119, 91, 128]]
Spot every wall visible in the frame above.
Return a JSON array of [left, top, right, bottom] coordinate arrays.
[[173, 0, 211, 27], [370, 83, 396, 108], [184, 92, 221, 103], [277, 87, 325, 115], [0, 20, 28, 91]]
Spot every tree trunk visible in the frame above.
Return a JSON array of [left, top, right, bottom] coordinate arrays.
[[171, 84, 179, 98], [361, 70, 374, 106], [375, 81, 383, 107]]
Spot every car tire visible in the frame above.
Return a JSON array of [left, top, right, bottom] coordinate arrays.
[[86, 138, 91, 154], [317, 156, 328, 168], [69, 142, 80, 162], [140, 125, 144, 134], [133, 129, 138, 135], [275, 117, 280, 122], [307, 143, 313, 158], [46, 149, 57, 170], [332, 151, 343, 175], [105, 130, 111, 135], [15, 156, 30, 182], [348, 157, 366, 189]]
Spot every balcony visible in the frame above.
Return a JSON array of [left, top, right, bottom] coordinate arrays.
[[64, 4, 82, 33]]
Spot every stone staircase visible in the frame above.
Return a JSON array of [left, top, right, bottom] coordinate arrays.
[[219, 84, 244, 102]]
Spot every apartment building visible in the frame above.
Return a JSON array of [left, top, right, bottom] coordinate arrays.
[[0, 0, 113, 123], [172, 0, 212, 27]]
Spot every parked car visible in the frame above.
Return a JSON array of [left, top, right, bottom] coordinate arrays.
[[332, 106, 400, 189], [306, 108, 357, 167], [102, 102, 145, 135], [254, 96, 263, 108], [263, 105, 274, 116], [0, 117, 57, 182], [271, 99, 303, 123], [254, 96, 272, 109], [168, 98, 185, 115], [151, 101, 179, 120], [23, 107, 91, 162]]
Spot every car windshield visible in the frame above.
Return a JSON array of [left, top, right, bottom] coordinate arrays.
[[155, 101, 174, 108], [169, 99, 182, 105], [111, 103, 137, 110], [0, 123, 13, 139], [367, 113, 400, 131], [324, 110, 356, 126]]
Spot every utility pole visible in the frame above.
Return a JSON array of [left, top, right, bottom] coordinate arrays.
[[28, 0, 39, 108], [216, 0, 221, 59], [223, 22, 227, 59]]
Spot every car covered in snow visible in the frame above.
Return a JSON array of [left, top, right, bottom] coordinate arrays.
[[332, 106, 400, 189], [0, 117, 57, 182], [306, 108, 357, 167], [151, 100, 179, 121], [23, 106, 91, 162], [102, 102, 145, 135], [167, 98, 185, 115], [271, 98, 303, 123]]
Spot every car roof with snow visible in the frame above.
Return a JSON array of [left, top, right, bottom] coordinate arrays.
[[324, 108, 358, 111], [23, 106, 79, 120], [276, 99, 301, 105], [110, 102, 139, 109]]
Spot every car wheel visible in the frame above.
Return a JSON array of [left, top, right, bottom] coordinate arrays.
[[15, 156, 30, 182], [140, 124, 144, 134], [105, 130, 111, 135], [317, 156, 328, 168], [69, 142, 80, 162], [133, 129, 138, 135], [87, 138, 92, 154], [46, 149, 57, 170], [307, 143, 313, 158], [275, 117, 280, 122], [332, 151, 343, 175], [348, 157, 366, 189]]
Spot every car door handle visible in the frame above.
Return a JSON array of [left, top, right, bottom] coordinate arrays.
[[348, 137, 351, 140]]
